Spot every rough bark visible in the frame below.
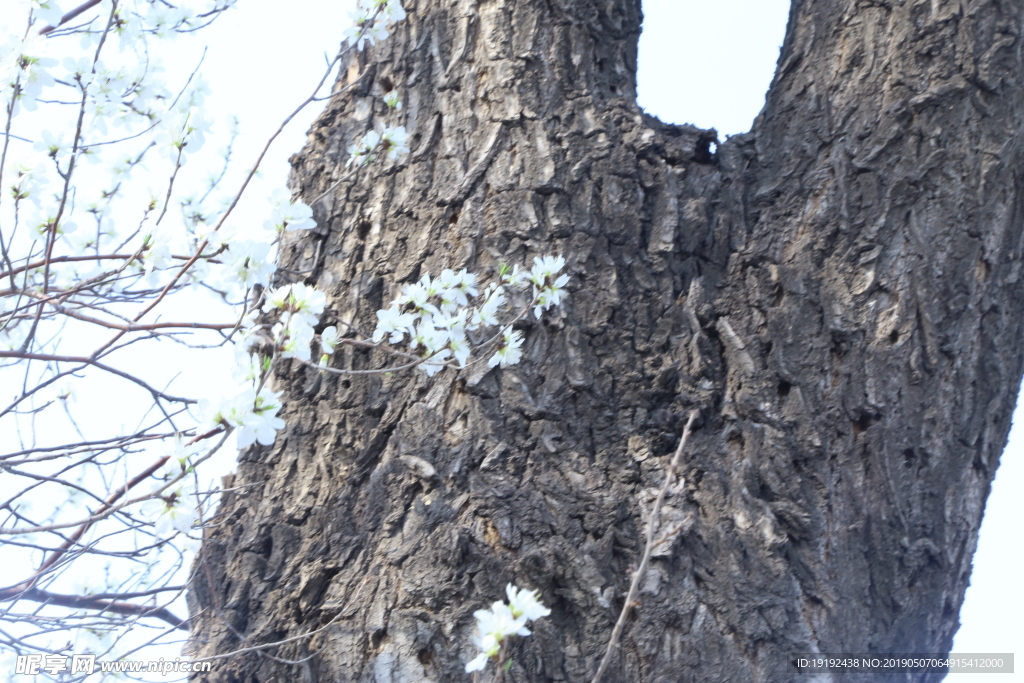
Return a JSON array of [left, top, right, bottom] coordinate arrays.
[[188, 1, 1024, 681]]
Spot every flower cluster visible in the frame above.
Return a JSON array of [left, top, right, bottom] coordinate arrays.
[[145, 0, 416, 457], [318, 325, 339, 366], [187, 280, 325, 451], [157, 105, 209, 160], [200, 385, 286, 450], [343, 0, 406, 51], [263, 282, 327, 362], [1, 37, 57, 115], [360, 257, 567, 377], [465, 584, 551, 673], [504, 255, 571, 319], [348, 125, 409, 166], [224, 239, 276, 290], [151, 485, 200, 536], [489, 326, 524, 368], [265, 188, 317, 232]]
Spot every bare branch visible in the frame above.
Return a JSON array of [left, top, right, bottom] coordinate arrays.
[[590, 410, 700, 683], [11, 587, 187, 631]]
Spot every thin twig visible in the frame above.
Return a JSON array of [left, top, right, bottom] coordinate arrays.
[[590, 409, 699, 683]]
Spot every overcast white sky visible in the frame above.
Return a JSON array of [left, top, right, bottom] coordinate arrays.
[[21, 0, 1015, 674]]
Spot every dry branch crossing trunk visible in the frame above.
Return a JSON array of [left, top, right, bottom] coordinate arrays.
[[188, 1, 1024, 681]]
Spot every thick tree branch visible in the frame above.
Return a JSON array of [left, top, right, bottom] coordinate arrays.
[[38, 0, 103, 35]]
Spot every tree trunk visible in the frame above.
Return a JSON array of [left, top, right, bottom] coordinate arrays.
[[188, 1, 1024, 681]]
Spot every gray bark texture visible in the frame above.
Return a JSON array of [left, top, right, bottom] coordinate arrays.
[[188, 0, 1024, 681]]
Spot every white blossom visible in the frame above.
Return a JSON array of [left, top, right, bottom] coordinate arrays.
[[263, 286, 291, 311], [501, 263, 527, 286], [466, 602, 530, 667], [192, 221, 232, 251], [342, 0, 403, 55], [438, 268, 477, 310], [380, 125, 409, 160], [9, 163, 47, 206], [526, 255, 570, 318], [289, 283, 326, 325], [410, 319, 449, 354], [448, 331, 471, 368], [225, 240, 275, 289], [279, 200, 316, 231], [480, 602, 532, 639], [527, 255, 566, 286], [533, 274, 570, 318], [32, 0, 64, 28], [356, 0, 407, 22], [276, 315, 315, 361], [263, 283, 326, 327], [320, 326, 340, 355], [61, 55, 92, 80], [232, 348, 265, 384], [231, 315, 262, 356], [199, 393, 245, 431], [394, 277, 442, 317], [265, 189, 316, 232], [157, 434, 200, 482], [233, 387, 286, 449], [142, 232, 173, 274], [465, 585, 548, 673], [363, 22, 391, 47], [347, 129, 381, 165], [153, 487, 199, 536], [380, 0, 407, 23], [506, 584, 551, 622], [156, 103, 210, 160], [465, 633, 499, 673], [34, 128, 69, 161], [11, 49, 57, 111], [373, 306, 416, 344], [471, 285, 505, 328], [342, 13, 371, 49], [364, 255, 566, 376], [62, 227, 96, 254], [198, 387, 285, 449], [489, 326, 524, 368], [347, 126, 408, 164], [145, 3, 195, 38]]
